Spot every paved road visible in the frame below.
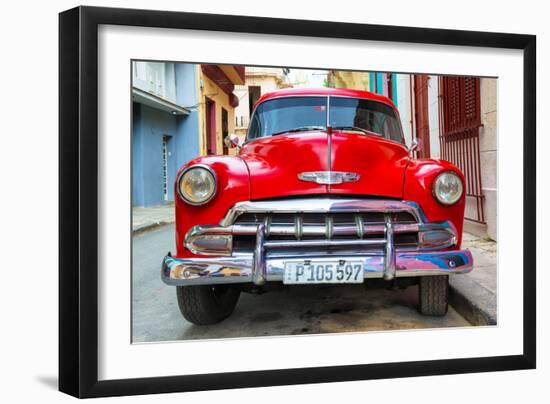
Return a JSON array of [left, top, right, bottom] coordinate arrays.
[[132, 224, 470, 343]]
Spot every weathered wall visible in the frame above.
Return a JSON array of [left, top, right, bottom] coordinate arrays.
[[174, 64, 201, 170], [396, 74, 413, 146], [132, 63, 201, 207], [198, 66, 236, 156], [427, 76, 441, 159], [329, 71, 371, 91], [234, 68, 291, 142], [132, 103, 177, 207], [479, 78, 498, 241]]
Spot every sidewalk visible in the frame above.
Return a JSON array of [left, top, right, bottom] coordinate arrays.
[[449, 232, 497, 325], [132, 203, 175, 234]]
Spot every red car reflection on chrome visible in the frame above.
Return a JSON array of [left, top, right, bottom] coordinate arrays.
[[161, 88, 473, 325]]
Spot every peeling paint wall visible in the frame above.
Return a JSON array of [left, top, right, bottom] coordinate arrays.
[[132, 62, 200, 207], [197, 66, 236, 156], [479, 78, 498, 241]]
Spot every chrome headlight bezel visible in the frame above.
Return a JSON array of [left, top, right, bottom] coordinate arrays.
[[177, 164, 217, 206], [432, 171, 464, 206]]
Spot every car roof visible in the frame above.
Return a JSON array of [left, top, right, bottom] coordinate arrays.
[[255, 87, 397, 109]]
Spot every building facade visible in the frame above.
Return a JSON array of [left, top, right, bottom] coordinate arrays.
[[198, 65, 245, 156], [327, 71, 399, 105], [327, 70, 497, 240], [233, 67, 291, 143], [132, 62, 244, 207], [394, 74, 497, 240]]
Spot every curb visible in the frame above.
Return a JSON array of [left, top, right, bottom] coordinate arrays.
[[132, 220, 173, 235], [449, 276, 497, 326]]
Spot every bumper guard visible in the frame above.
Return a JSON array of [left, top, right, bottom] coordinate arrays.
[[161, 198, 473, 286]]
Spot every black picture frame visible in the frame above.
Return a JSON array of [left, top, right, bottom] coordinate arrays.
[[59, 5, 536, 398]]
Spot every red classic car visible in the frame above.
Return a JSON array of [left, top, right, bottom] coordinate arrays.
[[161, 87, 473, 325]]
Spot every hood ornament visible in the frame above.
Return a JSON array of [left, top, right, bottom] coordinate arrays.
[[298, 171, 360, 185]]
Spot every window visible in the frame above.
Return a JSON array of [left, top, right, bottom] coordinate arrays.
[[247, 96, 404, 143], [248, 97, 327, 140], [330, 97, 403, 143]]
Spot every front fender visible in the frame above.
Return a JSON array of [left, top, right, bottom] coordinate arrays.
[[403, 159, 466, 247], [174, 156, 250, 257]]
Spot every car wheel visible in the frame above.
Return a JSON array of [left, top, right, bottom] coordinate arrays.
[[418, 275, 449, 316], [176, 285, 241, 325]]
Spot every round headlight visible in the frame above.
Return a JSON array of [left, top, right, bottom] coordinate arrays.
[[178, 165, 217, 205], [433, 171, 463, 205]]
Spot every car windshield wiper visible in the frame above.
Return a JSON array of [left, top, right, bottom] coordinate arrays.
[[331, 126, 382, 136], [271, 126, 325, 136]]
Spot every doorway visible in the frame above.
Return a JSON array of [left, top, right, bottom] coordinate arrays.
[[248, 86, 261, 115], [221, 107, 229, 155], [161, 135, 171, 202], [413, 75, 431, 158], [205, 98, 216, 155]]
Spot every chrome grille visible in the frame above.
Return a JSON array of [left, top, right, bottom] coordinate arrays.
[[185, 199, 457, 266], [232, 211, 419, 252]]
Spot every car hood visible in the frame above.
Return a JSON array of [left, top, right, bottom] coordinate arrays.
[[239, 131, 410, 200]]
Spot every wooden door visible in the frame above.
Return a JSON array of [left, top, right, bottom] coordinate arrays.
[[413, 75, 431, 158], [205, 98, 216, 155], [221, 107, 229, 155]]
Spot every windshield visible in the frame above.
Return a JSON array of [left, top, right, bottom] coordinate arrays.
[[247, 97, 327, 140], [247, 96, 403, 143]]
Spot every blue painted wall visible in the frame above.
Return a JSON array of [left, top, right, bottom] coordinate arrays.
[[391, 73, 398, 106], [376, 73, 384, 96], [132, 64, 201, 207], [174, 64, 201, 171], [369, 72, 398, 106], [369, 72, 377, 93], [132, 103, 176, 207]]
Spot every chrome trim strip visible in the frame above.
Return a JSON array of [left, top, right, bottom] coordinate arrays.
[[383, 215, 396, 280], [220, 198, 426, 227], [355, 214, 364, 238], [161, 249, 473, 286], [326, 214, 333, 240], [295, 214, 303, 240], [263, 238, 386, 249], [186, 221, 455, 255], [253, 223, 266, 285], [231, 223, 411, 236], [327, 94, 332, 192], [264, 215, 271, 237]]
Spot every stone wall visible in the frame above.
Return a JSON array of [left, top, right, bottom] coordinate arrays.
[[479, 78, 498, 241]]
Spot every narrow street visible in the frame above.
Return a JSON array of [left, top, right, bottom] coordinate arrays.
[[132, 224, 471, 343]]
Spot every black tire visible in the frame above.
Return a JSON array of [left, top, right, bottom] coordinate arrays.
[[418, 275, 449, 316], [176, 285, 240, 325]]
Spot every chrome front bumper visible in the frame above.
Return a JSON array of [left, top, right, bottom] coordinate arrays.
[[161, 249, 473, 286], [161, 198, 473, 286]]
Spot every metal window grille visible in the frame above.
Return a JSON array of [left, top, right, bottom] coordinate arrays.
[[162, 136, 169, 201], [439, 77, 485, 223]]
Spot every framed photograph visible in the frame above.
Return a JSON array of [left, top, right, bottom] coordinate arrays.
[[59, 6, 536, 398]]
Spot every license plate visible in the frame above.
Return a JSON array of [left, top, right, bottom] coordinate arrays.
[[283, 260, 364, 284]]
